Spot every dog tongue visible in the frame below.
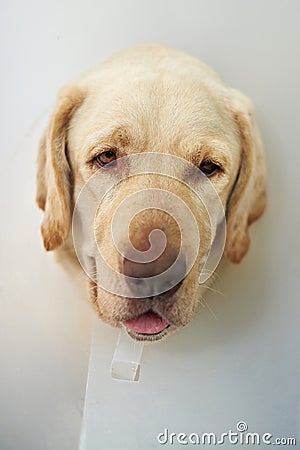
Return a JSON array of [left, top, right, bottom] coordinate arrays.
[[124, 311, 169, 334]]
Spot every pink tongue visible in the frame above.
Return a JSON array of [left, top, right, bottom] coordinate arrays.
[[124, 311, 169, 334]]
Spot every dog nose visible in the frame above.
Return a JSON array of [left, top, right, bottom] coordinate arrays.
[[123, 250, 187, 298]]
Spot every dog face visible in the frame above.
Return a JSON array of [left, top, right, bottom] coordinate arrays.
[[37, 46, 266, 341]]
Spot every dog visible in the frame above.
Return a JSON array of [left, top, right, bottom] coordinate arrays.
[[36, 46, 266, 342]]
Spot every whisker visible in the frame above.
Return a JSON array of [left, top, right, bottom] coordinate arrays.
[[199, 294, 219, 321], [201, 284, 224, 297], [199, 269, 223, 283], [195, 297, 206, 308]]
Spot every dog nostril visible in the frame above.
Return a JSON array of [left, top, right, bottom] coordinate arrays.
[[159, 280, 183, 298], [131, 278, 143, 285], [123, 252, 186, 298], [130, 278, 146, 287]]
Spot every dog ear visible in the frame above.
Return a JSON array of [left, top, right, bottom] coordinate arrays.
[[36, 85, 86, 251], [224, 89, 266, 263]]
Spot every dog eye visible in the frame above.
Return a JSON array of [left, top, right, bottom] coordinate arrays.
[[94, 149, 117, 167], [200, 160, 221, 177]]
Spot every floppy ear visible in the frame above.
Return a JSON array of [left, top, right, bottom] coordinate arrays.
[[224, 89, 266, 263], [36, 86, 85, 251]]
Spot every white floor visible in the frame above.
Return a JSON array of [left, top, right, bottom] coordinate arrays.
[[1, 1, 300, 449]]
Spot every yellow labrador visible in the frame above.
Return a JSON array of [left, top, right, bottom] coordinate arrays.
[[36, 46, 266, 341]]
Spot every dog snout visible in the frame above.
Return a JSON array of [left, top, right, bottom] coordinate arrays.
[[121, 209, 186, 298]]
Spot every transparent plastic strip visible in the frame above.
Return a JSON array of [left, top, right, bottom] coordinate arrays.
[[110, 329, 144, 382]]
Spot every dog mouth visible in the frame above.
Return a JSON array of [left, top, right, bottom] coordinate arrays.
[[123, 310, 171, 341]]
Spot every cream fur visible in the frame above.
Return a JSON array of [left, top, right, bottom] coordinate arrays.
[[36, 46, 266, 341]]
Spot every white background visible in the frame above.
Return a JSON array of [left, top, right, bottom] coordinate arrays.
[[1, 1, 299, 449]]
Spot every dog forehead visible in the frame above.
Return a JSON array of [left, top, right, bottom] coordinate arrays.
[[68, 48, 241, 164], [82, 72, 225, 124], [74, 47, 231, 127], [69, 80, 238, 158]]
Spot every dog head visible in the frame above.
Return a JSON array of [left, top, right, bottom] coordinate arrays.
[[37, 47, 266, 341]]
